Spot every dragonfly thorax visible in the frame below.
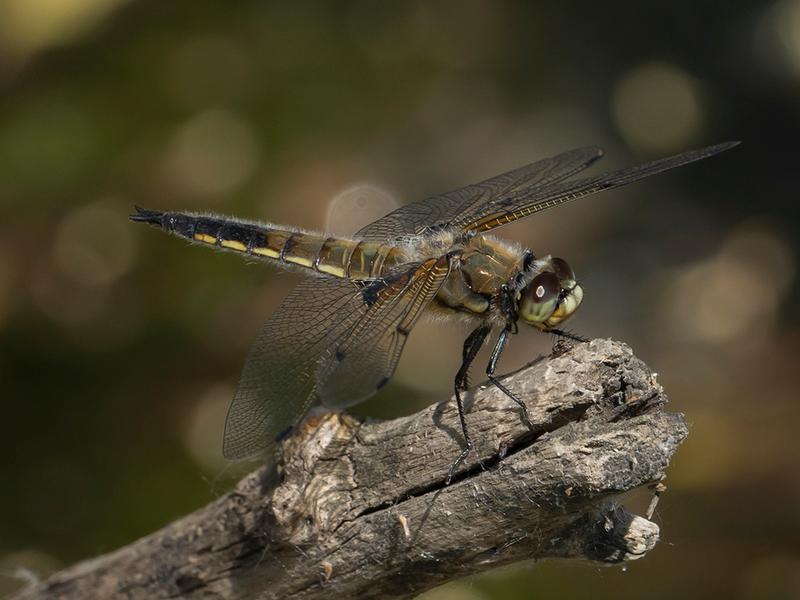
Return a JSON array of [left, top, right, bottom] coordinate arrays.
[[517, 256, 583, 330]]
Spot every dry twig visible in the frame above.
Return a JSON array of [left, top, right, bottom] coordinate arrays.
[[13, 339, 686, 600]]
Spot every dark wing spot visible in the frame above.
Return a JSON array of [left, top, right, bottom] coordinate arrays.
[[361, 268, 415, 307], [361, 278, 390, 307], [376, 377, 390, 390], [361, 285, 380, 307], [335, 347, 346, 361]]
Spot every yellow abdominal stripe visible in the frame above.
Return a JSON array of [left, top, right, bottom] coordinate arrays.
[[220, 239, 247, 251], [283, 255, 313, 267], [192, 231, 351, 275], [316, 263, 345, 277], [194, 234, 280, 257], [193, 234, 249, 252], [251, 246, 280, 258]]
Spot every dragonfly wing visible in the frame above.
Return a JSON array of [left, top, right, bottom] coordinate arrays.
[[318, 254, 454, 408], [355, 147, 604, 243], [456, 142, 739, 233], [223, 276, 370, 460], [222, 255, 453, 459]]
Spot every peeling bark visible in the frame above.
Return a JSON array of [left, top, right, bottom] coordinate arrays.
[[13, 339, 687, 600]]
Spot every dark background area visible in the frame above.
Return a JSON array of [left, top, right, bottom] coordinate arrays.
[[1, 1, 798, 598]]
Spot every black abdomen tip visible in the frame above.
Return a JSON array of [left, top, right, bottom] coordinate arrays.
[[129, 207, 194, 237], [129, 206, 165, 226]]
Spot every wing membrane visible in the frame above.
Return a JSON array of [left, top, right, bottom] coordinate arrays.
[[357, 142, 737, 241], [456, 142, 739, 233], [223, 276, 367, 459], [318, 254, 454, 408], [356, 146, 604, 242], [222, 256, 453, 459]]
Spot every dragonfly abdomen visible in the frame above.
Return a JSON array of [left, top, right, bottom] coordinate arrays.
[[130, 208, 401, 280]]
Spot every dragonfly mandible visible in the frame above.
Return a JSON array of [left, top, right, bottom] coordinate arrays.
[[131, 141, 738, 481]]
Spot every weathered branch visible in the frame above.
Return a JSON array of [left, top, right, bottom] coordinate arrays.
[[14, 339, 687, 600]]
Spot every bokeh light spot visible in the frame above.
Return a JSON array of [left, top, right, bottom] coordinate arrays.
[[612, 62, 703, 152], [657, 222, 794, 344], [0, 0, 129, 62], [326, 184, 397, 236], [53, 202, 137, 288], [162, 110, 260, 200], [755, 0, 800, 81]]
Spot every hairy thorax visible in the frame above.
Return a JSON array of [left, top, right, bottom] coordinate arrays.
[[432, 234, 524, 318]]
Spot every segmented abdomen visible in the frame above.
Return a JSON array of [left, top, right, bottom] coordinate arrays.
[[135, 209, 401, 280]]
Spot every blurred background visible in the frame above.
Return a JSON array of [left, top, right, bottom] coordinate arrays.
[[0, 1, 798, 598]]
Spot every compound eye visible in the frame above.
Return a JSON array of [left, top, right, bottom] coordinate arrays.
[[551, 257, 575, 282], [520, 271, 560, 324], [531, 271, 559, 303]]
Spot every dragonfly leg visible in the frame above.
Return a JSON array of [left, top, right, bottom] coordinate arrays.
[[513, 250, 536, 288], [486, 328, 535, 430], [522, 249, 535, 271], [447, 325, 491, 484], [548, 328, 589, 343]]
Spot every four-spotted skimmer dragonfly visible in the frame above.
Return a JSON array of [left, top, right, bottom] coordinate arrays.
[[132, 141, 737, 481]]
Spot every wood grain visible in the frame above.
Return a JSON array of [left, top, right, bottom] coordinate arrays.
[[13, 339, 686, 600]]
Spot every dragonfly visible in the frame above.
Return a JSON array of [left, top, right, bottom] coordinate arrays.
[[131, 141, 737, 481]]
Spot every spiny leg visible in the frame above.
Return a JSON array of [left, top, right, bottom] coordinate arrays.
[[512, 250, 535, 289], [486, 327, 535, 430], [447, 325, 491, 484], [548, 328, 589, 343]]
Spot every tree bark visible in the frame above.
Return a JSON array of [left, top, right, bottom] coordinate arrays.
[[13, 339, 687, 600]]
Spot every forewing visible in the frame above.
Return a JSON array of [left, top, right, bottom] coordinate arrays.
[[318, 254, 454, 408], [456, 142, 739, 233], [223, 276, 369, 460], [355, 147, 604, 242]]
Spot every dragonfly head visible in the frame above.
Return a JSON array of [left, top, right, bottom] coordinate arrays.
[[518, 257, 583, 330]]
